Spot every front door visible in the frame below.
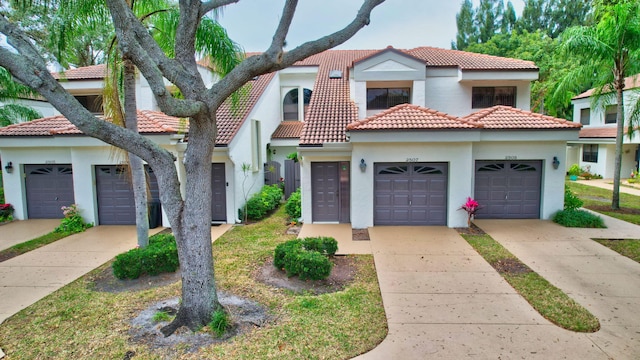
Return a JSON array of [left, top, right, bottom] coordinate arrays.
[[311, 162, 349, 222]]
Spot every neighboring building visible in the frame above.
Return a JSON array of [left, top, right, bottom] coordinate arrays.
[[0, 46, 581, 228], [568, 74, 640, 178]]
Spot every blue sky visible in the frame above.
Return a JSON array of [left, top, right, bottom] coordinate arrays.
[[217, 0, 525, 51]]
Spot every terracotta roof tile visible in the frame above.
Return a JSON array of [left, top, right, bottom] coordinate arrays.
[[573, 74, 640, 100], [52, 64, 106, 80], [215, 72, 275, 145], [347, 103, 475, 131], [578, 126, 638, 138], [462, 106, 582, 129], [407, 46, 538, 70], [0, 110, 183, 136], [272, 121, 304, 139]]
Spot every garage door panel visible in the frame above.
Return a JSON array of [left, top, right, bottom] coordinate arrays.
[[25, 165, 75, 219], [475, 161, 541, 219], [374, 162, 447, 225]]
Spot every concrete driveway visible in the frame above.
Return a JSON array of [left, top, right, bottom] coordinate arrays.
[[354, 226, 613, 359], [0, 219, 59, 252], [477, 216, 640, 360]]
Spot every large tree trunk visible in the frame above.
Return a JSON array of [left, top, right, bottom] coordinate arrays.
[[161, 116, 220, 335], [612, 71, 625, 210], [123, 59, 150, 247]]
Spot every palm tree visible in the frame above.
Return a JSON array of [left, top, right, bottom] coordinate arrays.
[[0, 67, 42, 126], [554, 0, 640, 209]]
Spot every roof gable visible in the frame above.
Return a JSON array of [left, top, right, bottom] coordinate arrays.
[[573, 73, 640, 100], [462, 106, 582, 129], [347, 104, 475, 131]]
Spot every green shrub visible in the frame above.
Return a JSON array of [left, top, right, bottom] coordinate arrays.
[[274, 239, 303, 269], [0, 187, 5, 204], [285, 188, 301, 220], [568, 164, 581, 176], [240, 184, 283, 221], [564, 185, 583, 210], [112, 233, 179, 279], [284, 250, 333, 280], [55, 204, 92, 233], [209, 308, 230, 337], [302, 236, 338, 256], [553, 209, 606, 228]]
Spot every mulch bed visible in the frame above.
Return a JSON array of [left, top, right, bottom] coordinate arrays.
[[352, 228, 370, 241], [586, 205, 640, 216], [256, 256, 357, 295], [454, 222, 486, 235], [89, 266, 182, 293]]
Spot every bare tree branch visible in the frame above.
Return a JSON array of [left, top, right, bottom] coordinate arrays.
[[265, 0, 298, 62], [105, 0, 207, 116], [200, 0, 240, 18], [207, 0, 385, 104]]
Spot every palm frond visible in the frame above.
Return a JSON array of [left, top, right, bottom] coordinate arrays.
[[0, 104, 42, 126]]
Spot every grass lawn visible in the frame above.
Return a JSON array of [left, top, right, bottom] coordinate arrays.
[[566, 182, 640, 225], [462, 234, 600, 333], [594, 239, 640, 264], [0, 207, 387, 359], [0, 231, 71, 263]]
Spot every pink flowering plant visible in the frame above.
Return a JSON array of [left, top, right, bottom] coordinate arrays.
[[0, 203, 14, 223], [459, 197, 481, 227], [55, 204, 92, 233]]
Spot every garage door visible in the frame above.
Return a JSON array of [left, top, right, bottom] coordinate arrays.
[[25, 165, 75, 219], [474, 160, 541, 219], [95, 165, 160, 225], [374, 163, 448, 225]]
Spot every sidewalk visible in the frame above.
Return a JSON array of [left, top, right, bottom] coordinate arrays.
[[0, 219, 59, 252], [574, 178, 640, 196]]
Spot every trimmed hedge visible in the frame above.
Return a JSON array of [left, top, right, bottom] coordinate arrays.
[[285, 188, 301, 220], [273, 237, 337, 280], [553, 209, 606, 228], [240, 184, 284, 221], [112, 233, 179, 279]]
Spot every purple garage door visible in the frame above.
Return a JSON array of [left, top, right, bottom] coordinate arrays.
[[95, 165, 160, 225], [25, 164, 75, 219], [474, 160, 542, 219], [211, 163, 227, 222], [374, 163, 448, 225]]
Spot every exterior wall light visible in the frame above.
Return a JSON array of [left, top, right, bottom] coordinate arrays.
[[4, 161, 13, 174], [552, 156, 560, 170], [359, 159, 367, 172]]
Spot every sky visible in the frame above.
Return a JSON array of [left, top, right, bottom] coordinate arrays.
[[217, 0, 525, 52]]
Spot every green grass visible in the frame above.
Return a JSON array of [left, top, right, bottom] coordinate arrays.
[[0, 207, 387, 359], [463, 234, 600, 333], [594, 239, 640, 264], [0, 231, 72, 262], [566, 182, 640, 225]]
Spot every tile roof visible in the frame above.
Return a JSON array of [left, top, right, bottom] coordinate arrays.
[[215, 72, 275, 145], [347, 103, 475, 131], [407, 46, 537, 71], [577, 126, 638, 138], [271, 121, 304, 139], [462, 106, 582, 129], [52, 64, 107, 80], [573, 74, 640, 100], [0, 110, 184, 136]]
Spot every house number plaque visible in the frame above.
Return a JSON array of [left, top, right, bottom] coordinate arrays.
[[406, 158, 419, 162], [505, 156, 518, 160]]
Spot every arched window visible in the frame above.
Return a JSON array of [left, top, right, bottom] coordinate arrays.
[[283, 88, 312, 121]]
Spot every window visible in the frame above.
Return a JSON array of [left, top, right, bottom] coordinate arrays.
[[472, 87, 516, 108], [580, 108, 590, 125], [366, 88, 410, 110], [582, 144, 598, 163], [75, 95, 103, 114], [283, 88, 312, 121], [605, 105, 617, 124]]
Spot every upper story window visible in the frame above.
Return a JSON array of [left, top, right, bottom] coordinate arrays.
[[605, 105, 617, 124], [283, 88, 312, 121], [366, 88, 410, 110], [580, 108, 591, 125], [75, 95, 103, 114], [472, 87, 516, 108]]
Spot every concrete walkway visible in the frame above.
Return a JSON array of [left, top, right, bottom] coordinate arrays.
[[477, 216, 640, 359], [574, 178, 640, 196], [0, 219, 59, 252], [0, 224, 232, 325]]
